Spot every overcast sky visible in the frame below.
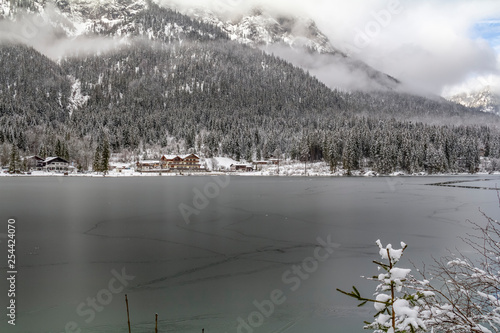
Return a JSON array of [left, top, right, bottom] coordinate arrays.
[[312, 0, 500, 95], [165, 0, 500, 95]]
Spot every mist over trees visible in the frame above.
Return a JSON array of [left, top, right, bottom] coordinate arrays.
[[1, 4, 499, 173]]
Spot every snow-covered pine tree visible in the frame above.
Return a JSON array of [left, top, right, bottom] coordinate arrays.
[[93, 144, 102, 173], [8, 144, 21, 173], [100, 138, 110, 175]]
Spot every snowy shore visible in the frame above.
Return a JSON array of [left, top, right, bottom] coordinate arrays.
[[2, 161, 499, 178]]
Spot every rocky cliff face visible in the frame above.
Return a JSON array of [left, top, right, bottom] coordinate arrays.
[[189, 8, 341, 55]]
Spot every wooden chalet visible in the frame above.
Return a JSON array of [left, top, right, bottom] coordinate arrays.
[[160, 155, 182, 169], [39, 157, 70, 172], [26, 155, 44, 170], [161, 154, 202, 170], [137, 154, 203, 172]]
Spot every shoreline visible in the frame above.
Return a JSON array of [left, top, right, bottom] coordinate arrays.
[[1, 171, 499, 178], [6, 157, 500, 178]]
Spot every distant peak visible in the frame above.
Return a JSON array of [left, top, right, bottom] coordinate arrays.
[[448, 85, 500, 116]]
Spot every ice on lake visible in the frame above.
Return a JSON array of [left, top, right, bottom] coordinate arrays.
[[0, 175, 498, 333]]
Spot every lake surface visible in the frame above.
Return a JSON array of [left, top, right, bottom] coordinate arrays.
[[0, 175, 499, 333]]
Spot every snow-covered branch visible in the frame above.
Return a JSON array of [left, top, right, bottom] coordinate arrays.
[[338, 207, 500, 333]]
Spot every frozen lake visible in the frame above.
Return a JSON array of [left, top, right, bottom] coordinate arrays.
[[0, 175, 499, 333]]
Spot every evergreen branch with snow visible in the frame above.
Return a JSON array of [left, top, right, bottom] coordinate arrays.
[[338, 240, 429, 333], [339, 204, 500, 333]]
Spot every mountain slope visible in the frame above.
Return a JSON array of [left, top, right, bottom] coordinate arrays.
[[0, 43, 71, 123], [170, 4, 401, 91], [1, 0, 400, 91], [448, 86, 500, 116], [0, 28, 346, 156], [0, 0, 492, 122]]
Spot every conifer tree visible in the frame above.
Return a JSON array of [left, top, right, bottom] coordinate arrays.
[[93, 144, 102, 173], [8, 144, 21, 173], [101, 139, 110, 175], [55, 139, 63, 157], [62, 141, 70, 161], [39, 145, 47, 159]]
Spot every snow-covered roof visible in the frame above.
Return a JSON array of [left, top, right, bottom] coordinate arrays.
[[44, 157, 68, 163], [162, 154, 199, 160], [162, 155, 179, 160], [180, 154, 199, 159], [26, 155, 44, 160]]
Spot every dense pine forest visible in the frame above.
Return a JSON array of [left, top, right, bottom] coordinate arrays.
[[1, 3, 500, 174]]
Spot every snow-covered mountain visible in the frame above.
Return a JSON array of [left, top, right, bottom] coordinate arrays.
[[186, 7, 340, 55], [0, 0, 148, 36], [169, 4, 400, 91], [0, 0, 400, 91], [1, 0, 337, 52], [448, 86, 500, 116]]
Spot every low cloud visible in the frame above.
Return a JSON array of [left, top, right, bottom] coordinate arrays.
[[443, 72, 500, 97], [156, 0, 500, 95], [265, 45, 397, 92], [0, 9, 125, 59]]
